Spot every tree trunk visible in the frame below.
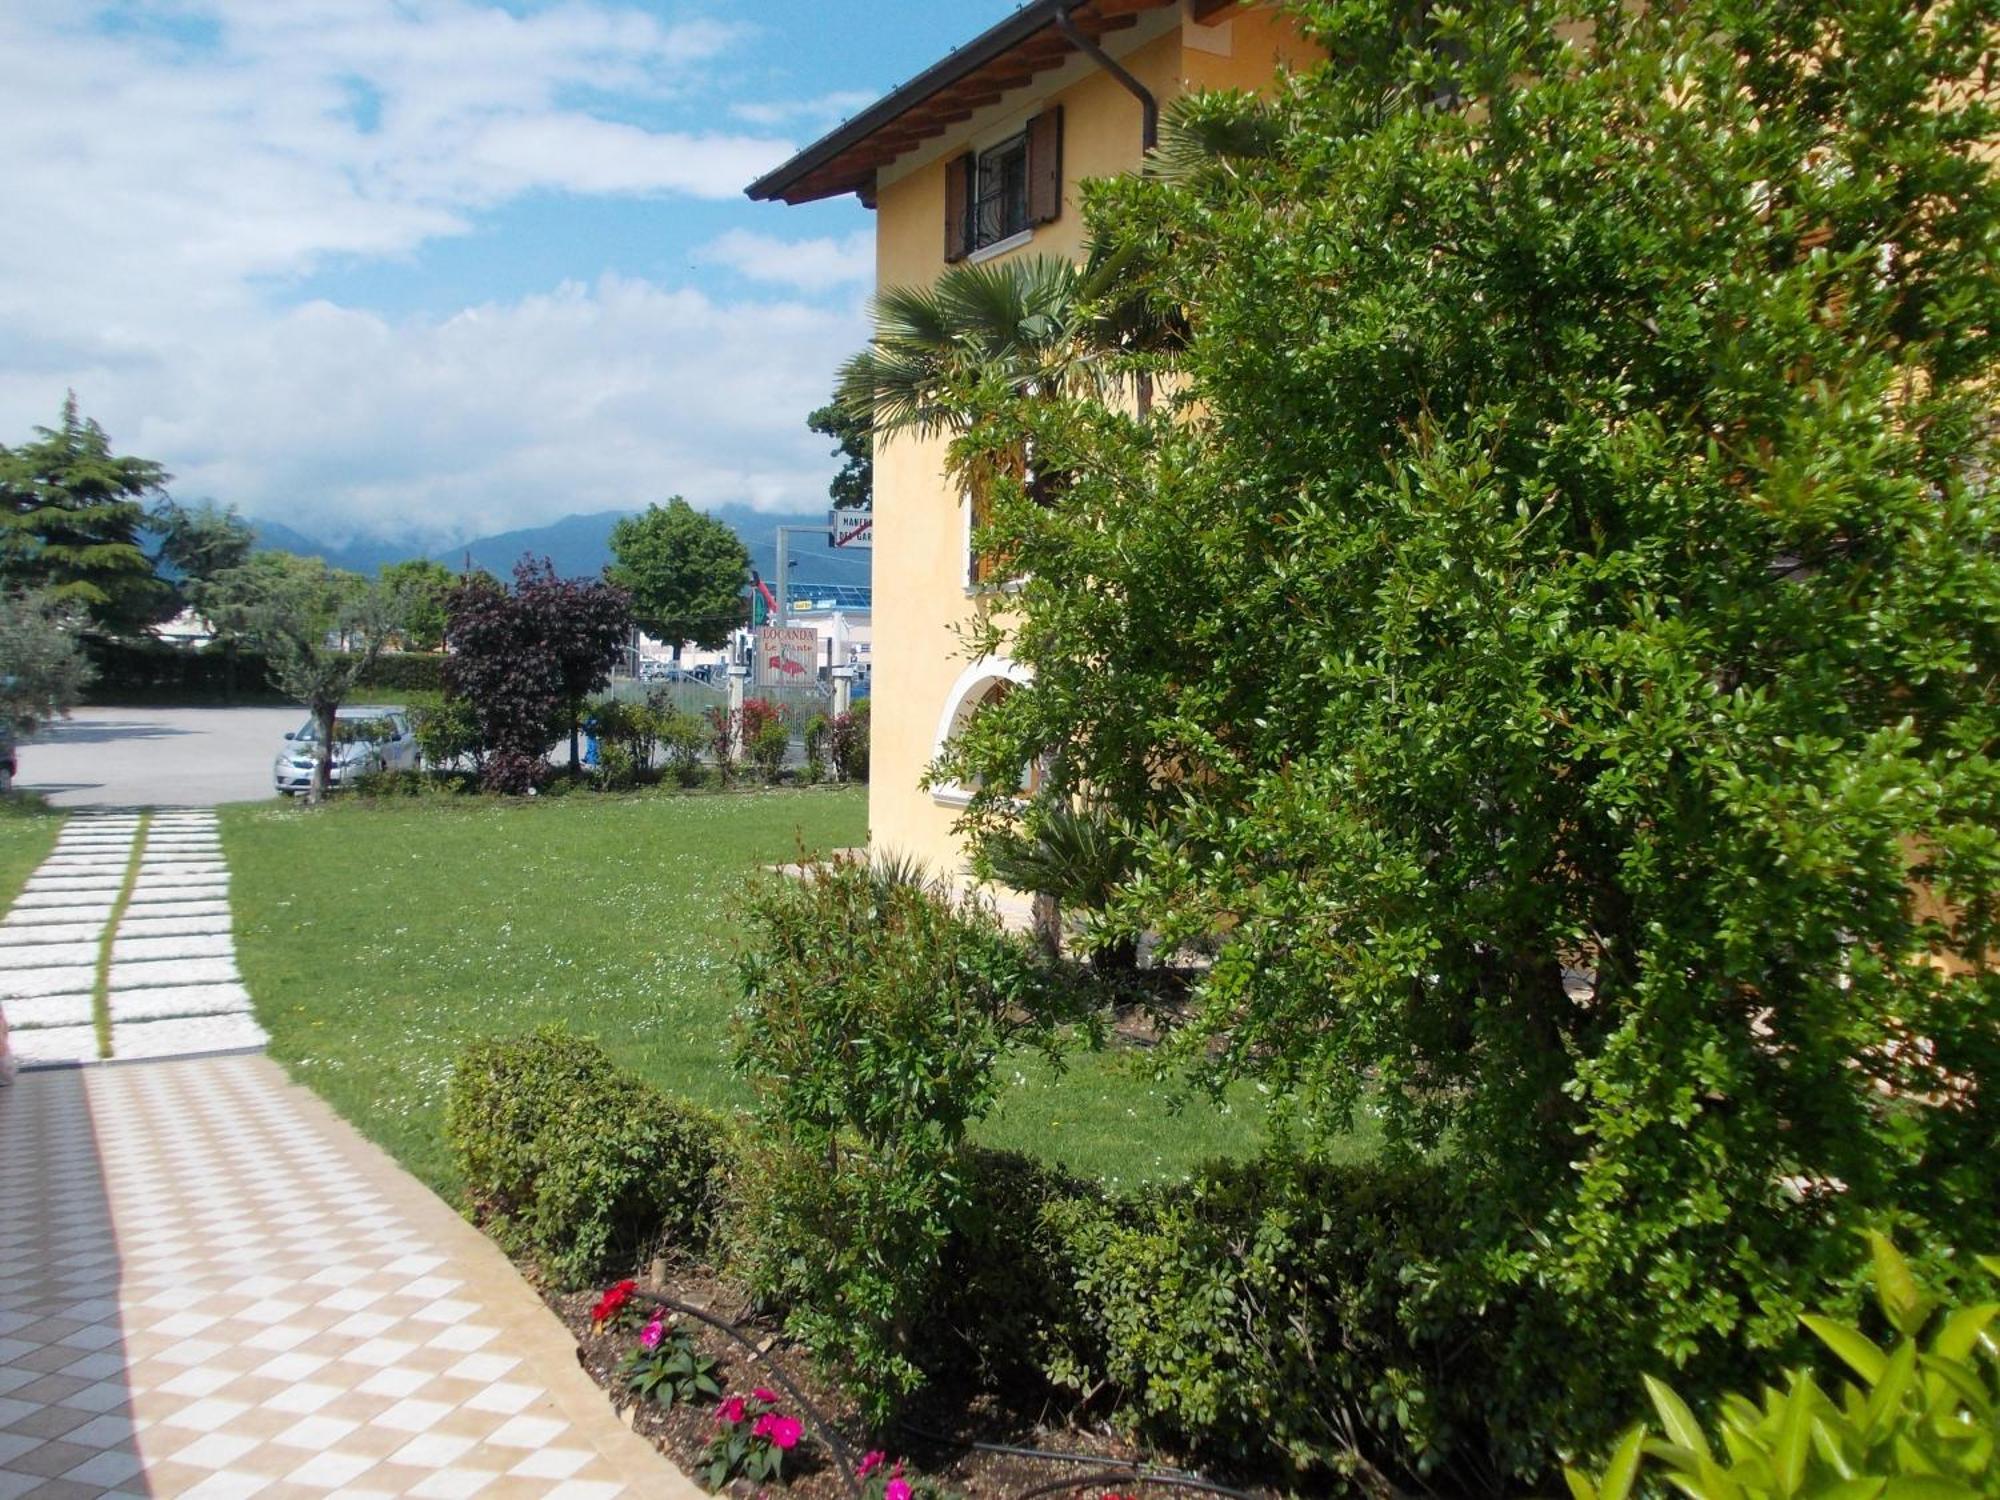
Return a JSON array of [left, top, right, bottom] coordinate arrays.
[[310, 701, 337, 805], [569, 708, 581, 775], [1031, 892, 1063, 961]]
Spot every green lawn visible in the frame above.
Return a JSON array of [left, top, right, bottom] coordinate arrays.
[[221, 788, 1263, 1195], [0, 795, 63, 911]]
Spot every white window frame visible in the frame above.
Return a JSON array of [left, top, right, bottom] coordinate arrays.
[[930, 656, 1034, 807]]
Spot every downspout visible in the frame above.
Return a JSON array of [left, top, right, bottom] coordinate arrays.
[[1053, 1, 1158, 151], [1054, 0, 1161, 416]]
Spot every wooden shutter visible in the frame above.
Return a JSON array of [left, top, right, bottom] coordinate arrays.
[[1028, 107, 1063, 225], [944, 152, 972, 262]]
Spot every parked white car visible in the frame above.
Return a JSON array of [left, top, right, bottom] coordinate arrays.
[[273, 706, 418, 795]]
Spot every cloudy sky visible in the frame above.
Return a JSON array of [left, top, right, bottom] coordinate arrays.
[[0, 1, 1019, 547]]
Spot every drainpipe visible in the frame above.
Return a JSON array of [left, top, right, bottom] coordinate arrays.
[[1053, 1, 1158, 151]]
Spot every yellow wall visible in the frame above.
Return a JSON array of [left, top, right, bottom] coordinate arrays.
[[866, 8, 1311, 879]]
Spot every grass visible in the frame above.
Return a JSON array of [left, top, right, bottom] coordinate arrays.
[[221, 787, 1266, 1197], [0, 794, 64, 910], [93, 812, 150, 1059]]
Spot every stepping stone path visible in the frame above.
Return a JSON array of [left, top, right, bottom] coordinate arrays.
[[2, 812, 266, 1069]]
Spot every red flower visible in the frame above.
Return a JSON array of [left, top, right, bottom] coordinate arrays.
[[590, 1279, 637, 1327], [752, 1413, 776, 1439], [752, 1386, 779, 1403], [857, 1451, 887, 1479], [717, 1395, 747, 1425], [769, 1416, 802, 1452]]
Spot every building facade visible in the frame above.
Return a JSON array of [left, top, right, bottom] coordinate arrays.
[[750, 1, 1314, 877]]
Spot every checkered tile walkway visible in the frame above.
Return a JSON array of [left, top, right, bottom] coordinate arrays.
[[0, 1055, 696, 1498], [3, 811, 266, 1069]]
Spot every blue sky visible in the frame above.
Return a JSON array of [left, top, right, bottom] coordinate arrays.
[[0, 1, 1026, 546]]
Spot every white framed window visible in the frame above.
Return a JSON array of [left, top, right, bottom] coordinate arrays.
[[931, 656, 1038, 806]]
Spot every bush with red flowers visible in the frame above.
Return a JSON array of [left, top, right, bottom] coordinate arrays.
[[700, 1388, 802, 1490]]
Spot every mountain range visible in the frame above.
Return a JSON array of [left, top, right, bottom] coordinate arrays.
[[249, 504, 872, 592]]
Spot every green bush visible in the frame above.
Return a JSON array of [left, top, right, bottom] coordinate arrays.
[[1567, 1235, 2000, 1500], [589, 696, 660, 783], [353, 651, 446, 695], [1037, 1157, 1541, 1493], [930, 1149, 1098, 1393], [409, 698, 483, 773], [657, 707, 707, 787], [444, 1028, 728, 1286], [802, 714, 830, 784], [829, 700, 869, 782], [933, 0, 2000, 1441], [729, 856, 1071, 1420], [749, 718, 789, 783]]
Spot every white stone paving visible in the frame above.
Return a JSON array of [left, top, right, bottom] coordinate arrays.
[[2, 811, 268, 1067], [0, 1055, 690, 1497]]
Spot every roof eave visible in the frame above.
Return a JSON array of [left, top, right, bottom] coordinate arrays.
[[745, 0, 1076, 206]]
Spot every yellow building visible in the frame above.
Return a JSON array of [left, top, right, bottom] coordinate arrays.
[[749, 1, 1313, 879]]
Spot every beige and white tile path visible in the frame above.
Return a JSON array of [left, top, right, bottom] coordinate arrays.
[[0, 1054, 697, 1498], [2, 812, 267, 1069]]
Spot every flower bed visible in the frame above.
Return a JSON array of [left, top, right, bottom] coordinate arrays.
[[546, 1265, 1228, 1500]]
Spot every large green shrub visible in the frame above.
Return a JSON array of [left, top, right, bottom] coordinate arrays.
[[445, 1028, 727, 1286], [730, 856, 1072, 1420], [1039, 1158, 1542, 1493], [936, 0, 2000, 1439]]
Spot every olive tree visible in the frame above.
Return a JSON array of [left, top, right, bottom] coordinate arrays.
[[250, 562, 402, 803], [0, 591, 94, 791]]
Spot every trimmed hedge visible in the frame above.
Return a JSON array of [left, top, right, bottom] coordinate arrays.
[[444, 1022, 1557, 1491], [444, 1028, 728, 1286], [81, 638, 445, 706]]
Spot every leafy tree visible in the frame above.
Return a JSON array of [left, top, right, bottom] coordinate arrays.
[[0, 591, 94, 789], [514, 560, 631, 773], [202, 550, 363, 653], [607, 499, 748, 658], [251, 560, 402, 804], [938, 0, 2000, 1451], [442, 557, 630, 787], [151, 498, 255, 604], [0, 394, 171, 633], [379, 557, 456, 651], [807, 399, 873, 511]]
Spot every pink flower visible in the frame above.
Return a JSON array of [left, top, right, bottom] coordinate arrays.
[[639, 1315, 664, 1350], [717, 1396, 747, 1425], [769, 1416, 802, 1452], [752, 1387, 779, 1403], [752, 1413, 776, 1439], [857, 1452, 886, 1479], [885, 1478, 911, 1500]]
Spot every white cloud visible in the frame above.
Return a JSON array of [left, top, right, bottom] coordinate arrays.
[[731, 90, 879, 130], [0, 1, 869, 544], [695, 230, 875, 293], [0, 275, 865, 550]]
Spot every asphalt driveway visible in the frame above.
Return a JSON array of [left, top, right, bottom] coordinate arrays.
[[16, 706, 307, 807]]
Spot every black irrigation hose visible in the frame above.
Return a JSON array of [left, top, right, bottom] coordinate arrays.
[[1012, 1470, 1268, 1500], [629, 1290, 1262, 1500], [894, 1421, 1262, 1500], [634, 1289, 865, 1500]]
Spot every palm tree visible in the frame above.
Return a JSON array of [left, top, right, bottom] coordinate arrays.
[[836, 242, 1175, 441]]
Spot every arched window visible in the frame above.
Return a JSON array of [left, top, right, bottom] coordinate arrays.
[[931, 657, 1040, 806]]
